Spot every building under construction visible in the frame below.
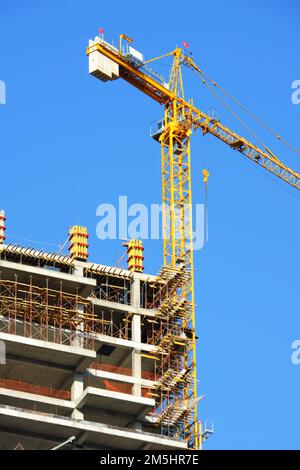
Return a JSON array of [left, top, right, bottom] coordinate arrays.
[[2, 27, 298, 451], [0, 215, 211, 450]]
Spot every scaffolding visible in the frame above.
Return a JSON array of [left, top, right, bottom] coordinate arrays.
[[0, 278, 95, 348], [0, 281, 142, 346], [145, 265, 199, 446]]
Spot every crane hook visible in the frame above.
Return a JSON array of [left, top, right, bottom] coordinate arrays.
[[202, 168, 210, 184]]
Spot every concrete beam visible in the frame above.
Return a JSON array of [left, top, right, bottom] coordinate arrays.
[[0, 426, 111, 450], [87, 368, 155, 388], [0, 387, 73, 411], [0, 259, 96, 287], [88, 297, 157, 318], [0, 332, 96, 372], [84, 261, 158, 283], [94, 333, 157, 354]]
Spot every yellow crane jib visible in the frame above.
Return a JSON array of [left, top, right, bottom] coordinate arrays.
[[86, 38, 300, 190]]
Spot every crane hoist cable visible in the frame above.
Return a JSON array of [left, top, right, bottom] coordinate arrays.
[[186, 59, 300, 158], [189, 66, 276, 157], [241, 148, 300, 202], [186, 61, 300, 201]]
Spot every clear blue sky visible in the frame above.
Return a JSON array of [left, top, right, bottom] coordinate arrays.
[[1, 0, 300, 449]]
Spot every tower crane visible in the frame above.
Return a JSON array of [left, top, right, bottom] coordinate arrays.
[[86, 33, 300, 450]]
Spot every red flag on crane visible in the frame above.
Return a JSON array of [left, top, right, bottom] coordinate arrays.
[[98, 27, 105, 34], [183, 41, 190, 49]]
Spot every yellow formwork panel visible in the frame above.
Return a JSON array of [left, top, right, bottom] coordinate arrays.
[[68, 225, 89, 260], [126, 239, 144, 272]]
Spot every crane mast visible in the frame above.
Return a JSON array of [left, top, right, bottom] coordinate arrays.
[[160, 48, 200, 447], [87, 34, 300, 450]]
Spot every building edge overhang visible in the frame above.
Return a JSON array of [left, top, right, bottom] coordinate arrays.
[[0, 405, 187, 450]]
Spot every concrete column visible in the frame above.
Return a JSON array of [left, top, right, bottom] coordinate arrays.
[[73, 262, 84, 277], [71, 374, 84, 420], [131, 277, 142, 397], [72, 302, 85, 349]]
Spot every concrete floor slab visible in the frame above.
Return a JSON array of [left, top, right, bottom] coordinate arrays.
[[0, 405, 187, 450], [0, 332, 96, 372], [75, 386, 154, 421]]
